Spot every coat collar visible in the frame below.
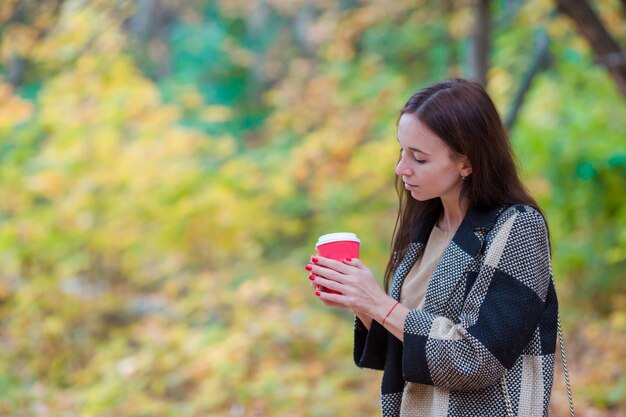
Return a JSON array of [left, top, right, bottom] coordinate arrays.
[[411, 205, 503, 258], [390, 205, 505, 304], [454, 205, 504, 258]]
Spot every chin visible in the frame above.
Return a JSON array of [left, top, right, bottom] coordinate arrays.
[[410, 190, 429, 201], [410, 190, 440, 202]]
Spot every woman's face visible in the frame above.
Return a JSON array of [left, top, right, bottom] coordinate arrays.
[[395, 114, 471, 202]]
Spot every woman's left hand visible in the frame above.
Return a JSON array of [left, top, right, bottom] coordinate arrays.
[[306, 255, 389, 319]]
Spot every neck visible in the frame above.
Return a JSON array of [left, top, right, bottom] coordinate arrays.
[[438, 195, 469, 232]]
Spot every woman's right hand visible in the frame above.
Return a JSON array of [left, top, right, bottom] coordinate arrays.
[[307, 257, 373, 328], [308, 274, 346, 309]]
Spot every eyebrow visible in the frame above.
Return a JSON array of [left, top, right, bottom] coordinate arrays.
[[408, 147, 430, 156], [396, 138, 431, 156]]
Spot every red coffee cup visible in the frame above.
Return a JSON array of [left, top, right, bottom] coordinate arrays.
[[315, 232, 361, 294]]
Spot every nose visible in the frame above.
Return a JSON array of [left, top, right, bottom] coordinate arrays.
[[395, 157, 411, 177]]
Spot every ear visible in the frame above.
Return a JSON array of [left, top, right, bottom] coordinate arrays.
[[458, 155, 472, 177]]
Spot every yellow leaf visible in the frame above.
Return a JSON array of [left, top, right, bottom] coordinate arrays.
[[0, 83, 34, 130], [201, 105, 234, 123]]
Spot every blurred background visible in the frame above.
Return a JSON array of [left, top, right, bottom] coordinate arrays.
[[0, 0, 625, 416]]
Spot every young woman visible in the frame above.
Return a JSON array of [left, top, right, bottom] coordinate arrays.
[[305, 79, 558, 416]]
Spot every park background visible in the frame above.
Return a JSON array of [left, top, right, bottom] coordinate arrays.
[[1, 0, 625, 416]]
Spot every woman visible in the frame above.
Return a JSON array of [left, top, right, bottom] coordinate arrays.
[[305, 79, 558, 416]]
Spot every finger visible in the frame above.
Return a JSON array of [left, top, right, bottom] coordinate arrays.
[[343, 257, 366, 269], [312, 255, 352, 274], [306, 263, 347, 283], [316, 290, 347, 307], [311, 275, 344, 293]]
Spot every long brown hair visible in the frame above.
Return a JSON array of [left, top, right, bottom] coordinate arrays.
[[383, 79, 544, 291]]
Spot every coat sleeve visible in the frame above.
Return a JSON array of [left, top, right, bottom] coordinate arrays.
[[354, 316, 387, 370], [401, 206, 552, 391]]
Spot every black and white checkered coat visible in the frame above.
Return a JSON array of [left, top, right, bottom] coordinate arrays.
[[354, 205, 557, 416]]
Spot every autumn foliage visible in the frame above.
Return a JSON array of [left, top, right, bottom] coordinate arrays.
[[0, 0, 625, 416]]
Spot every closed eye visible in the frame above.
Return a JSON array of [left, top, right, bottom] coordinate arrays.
[[413, 153, 426, 164], [400, 148, 426, 165]]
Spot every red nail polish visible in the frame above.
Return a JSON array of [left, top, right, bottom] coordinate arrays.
[[312, 257, 319, 263], [315, 291, 321, 296], [305, 265, 312, 271], [309, 274, 315, 280]]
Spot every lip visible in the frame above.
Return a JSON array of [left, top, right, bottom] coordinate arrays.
[[404, 182, 418, 190]]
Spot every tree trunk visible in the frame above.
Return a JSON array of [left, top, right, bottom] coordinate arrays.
[[130, 0, 157, 41], [127, 0, 175, 79], [293, 3, 316, 58], [246, 0, 270, 87], [556, 0, 626, 99], [442, 0, 461, 78], [7, 54, 26, 88], [505, 31, 551, 130], [468, 0, 491, 86]]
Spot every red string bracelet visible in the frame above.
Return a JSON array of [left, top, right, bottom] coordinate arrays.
[[382, 301, 400, 326]]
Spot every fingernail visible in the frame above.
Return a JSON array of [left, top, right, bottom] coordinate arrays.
[[312, 257, 319, 263], [309, 274, 315, 281], [315, 291, 321, 296], [305, 265, 312, 271], [344, 257, 352, 262]]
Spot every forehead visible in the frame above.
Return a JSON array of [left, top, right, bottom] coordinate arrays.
[[397, 114, 448, 153]]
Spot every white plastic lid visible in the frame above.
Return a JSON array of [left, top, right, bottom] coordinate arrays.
[[315, 232, 360, 248]]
